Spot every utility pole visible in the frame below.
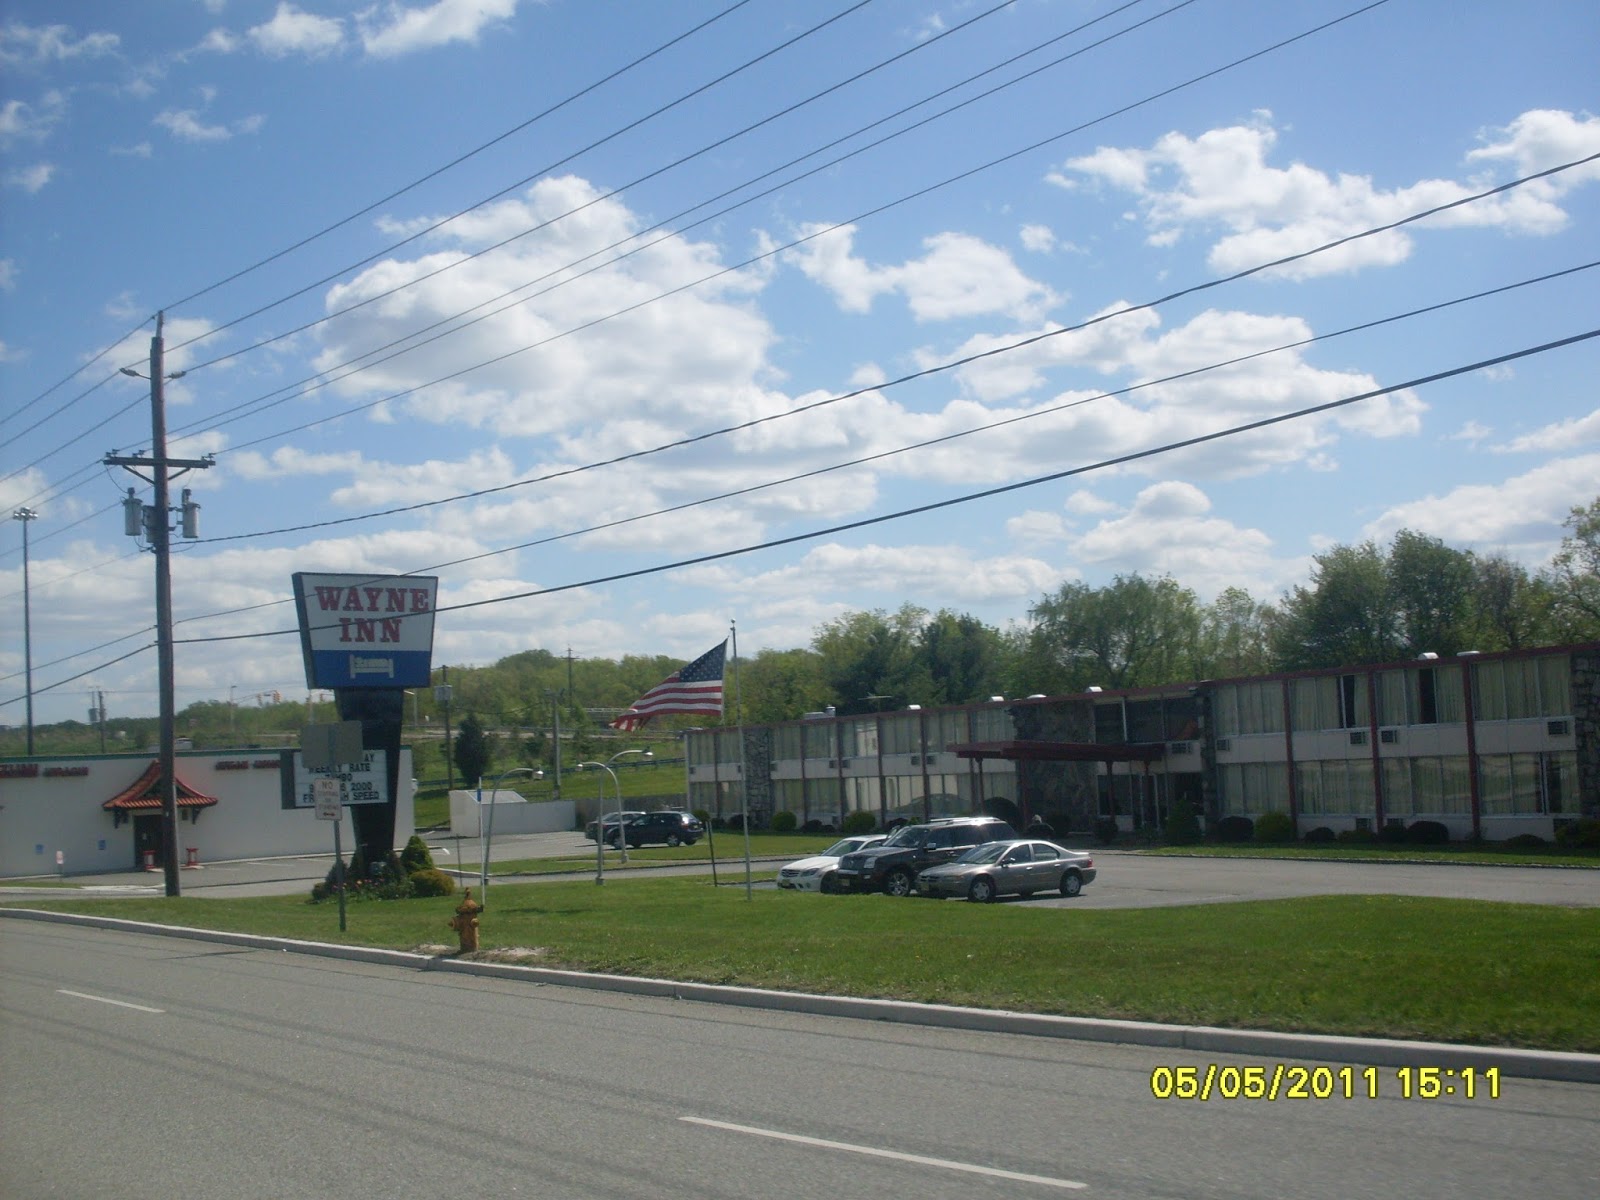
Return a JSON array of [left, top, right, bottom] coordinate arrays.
[[105, 312, 212, 898], [12, 507, 37, 755]]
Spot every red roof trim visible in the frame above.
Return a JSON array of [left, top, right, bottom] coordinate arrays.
[[102, 761, 219, 811]]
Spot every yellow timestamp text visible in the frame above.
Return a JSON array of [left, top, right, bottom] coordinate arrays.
[[1149, 1064, 1502, 1101]]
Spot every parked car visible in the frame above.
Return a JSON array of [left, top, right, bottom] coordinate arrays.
[[832, 817, 1019, 896], [616, 810, 704, 848], [585, 810, 645, 843], [777, 834, 888, 892], [916, 839, 1096, 902]]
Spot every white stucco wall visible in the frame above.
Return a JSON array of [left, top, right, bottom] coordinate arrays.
[[447, 789, 575, 837], [0, 749, 414, 878]]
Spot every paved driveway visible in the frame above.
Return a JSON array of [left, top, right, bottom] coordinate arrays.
[[1035, 851, 1600, 909]]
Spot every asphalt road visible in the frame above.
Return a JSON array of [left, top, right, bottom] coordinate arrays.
[[3, 920, 1596, 1200]]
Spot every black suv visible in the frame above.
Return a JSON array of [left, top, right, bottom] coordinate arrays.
[[614, 810, 704, 848], [831, 817, 1018, 896]]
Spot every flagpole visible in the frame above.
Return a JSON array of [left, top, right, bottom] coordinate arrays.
[[732, 620, 752, 900]]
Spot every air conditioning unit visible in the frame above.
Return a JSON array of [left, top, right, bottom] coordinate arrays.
[[1547, 719, 1572, 737], [1349, 730, 1369, 746], [1215, 737, 1232, 752], [1379, 729, 1399, 744], [1169, 741, 1194, 755]]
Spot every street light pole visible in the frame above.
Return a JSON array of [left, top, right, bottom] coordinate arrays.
[[12, 507, 37, 756], [606, 748, 653, 864], [577, 761, 620, 885], [479, 765, 540, 910]]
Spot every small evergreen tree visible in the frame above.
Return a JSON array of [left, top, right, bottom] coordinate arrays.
[[454, 712, 493, 786]]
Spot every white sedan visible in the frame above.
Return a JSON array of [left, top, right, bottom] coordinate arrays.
[[777, 834, 888, 892]]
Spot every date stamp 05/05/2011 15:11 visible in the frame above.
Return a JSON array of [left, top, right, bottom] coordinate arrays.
[[1150, 1064, 1503, 1102]]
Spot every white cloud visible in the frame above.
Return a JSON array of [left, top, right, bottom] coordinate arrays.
[[5, 163, 56, 192], [357, 0, 519, 59], [110, 141, 153, 158], [199, 29, 242, 54], [1067, 481, 1301, 599], [1362, 454, 1600, 556], [0, 91, 67, 143], [1019, 223, 1057, 253], [0, 259, 15, 289], [785, 224, 1060, 322], [1493, 408, 1600, 454], [0, 23, 119, 65], [1056, 110, 1600, 280], [248, 3, 346, 59], [154, 107, 265, 143]]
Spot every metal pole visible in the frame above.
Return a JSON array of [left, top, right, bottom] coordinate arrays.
[[480, 766, 537, 911], [733, 621, 751, 899], [13, 507, 36, 755], [150, 315, 181, 899]]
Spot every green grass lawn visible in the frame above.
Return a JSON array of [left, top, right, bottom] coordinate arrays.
[[8, 880, 1596, 1053]]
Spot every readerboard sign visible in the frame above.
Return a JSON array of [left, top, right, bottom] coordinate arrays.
[[292, 572, 438, 688], [280, 749, 390, 809]]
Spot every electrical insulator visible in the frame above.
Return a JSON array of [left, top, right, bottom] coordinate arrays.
[[123, 487, 144, 537], [181, 488, 200, 539]]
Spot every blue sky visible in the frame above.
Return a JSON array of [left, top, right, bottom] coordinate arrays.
[[2, 0, 1598, 726]]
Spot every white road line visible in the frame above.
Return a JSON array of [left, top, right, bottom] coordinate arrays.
[[681, 1116, 1087, 1190], [57, 989, 165, 1014]]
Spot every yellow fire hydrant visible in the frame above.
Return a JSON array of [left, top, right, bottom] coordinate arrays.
[[449, 889, 483, 953]]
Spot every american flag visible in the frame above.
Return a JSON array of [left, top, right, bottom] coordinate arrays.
[[610, 641, 727, 731]]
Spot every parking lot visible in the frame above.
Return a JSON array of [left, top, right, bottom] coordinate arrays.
[[4, 831, 1595, 908]]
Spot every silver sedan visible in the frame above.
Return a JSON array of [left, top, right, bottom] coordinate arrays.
[[915, 839, 1096, 902]]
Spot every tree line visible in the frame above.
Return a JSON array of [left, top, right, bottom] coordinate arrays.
[[6, 500, 1596, 759]]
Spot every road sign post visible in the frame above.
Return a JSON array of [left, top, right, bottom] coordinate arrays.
[[314, 777, 347, 932]]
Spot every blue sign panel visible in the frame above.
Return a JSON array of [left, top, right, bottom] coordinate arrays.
[[307, 649, 434, 689]]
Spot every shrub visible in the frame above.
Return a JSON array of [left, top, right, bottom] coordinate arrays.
[[400, 834, 435, 874], [1405, 820, 1450, 845], [841, 810, 877, 835], [1554, 817, 1600, 849], [770, 810, 797, 833], [1336, 827, 1378, 844], [1164, 800, 1201, 846], [1214, 815, 1254, 843], [802, 819, 827, 833], [692, 809, 711, 827], [1303, 826, 1337, 844], [408, 868, 456, 898], [1502, 833, 1548, 850], [1377, 821, 1409, 845], [1253, 811, 1295, 843], [1092, 816, 1119, 845]]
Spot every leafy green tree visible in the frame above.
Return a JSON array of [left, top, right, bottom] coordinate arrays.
[[1273, 541, 1398, 669], [1547, 498, 1600, 639], [741, 647, 830, 724], [452, 712, 493, 786], [1467, 553, 1556, 651], [918, 610, 1006, 703], [1198, 586, 1276, 678], [1386, 529, 1476, 656], [1019, 574, 1205, 690], [811, 605, 926, 713]]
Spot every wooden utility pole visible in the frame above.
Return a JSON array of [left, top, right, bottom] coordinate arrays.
[[105, 312, 212, 897]]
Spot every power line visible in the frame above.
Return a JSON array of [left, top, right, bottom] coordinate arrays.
[[162, 0, 882, 360], [190, 152, 1597, 545], [154, 327, 1600, 652], [0, 2, 761, 429], [165, 0, 1186, 445]]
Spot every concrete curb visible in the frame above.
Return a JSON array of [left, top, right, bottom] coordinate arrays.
[[5, 905, 1596, 1085]]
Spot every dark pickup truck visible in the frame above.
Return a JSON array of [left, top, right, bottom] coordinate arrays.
[[831, 817, 1018, 896]]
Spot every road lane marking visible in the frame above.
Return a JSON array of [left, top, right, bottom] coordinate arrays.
[[57, 989, 165, 1014], [680, 1116, 1086, 1190]]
